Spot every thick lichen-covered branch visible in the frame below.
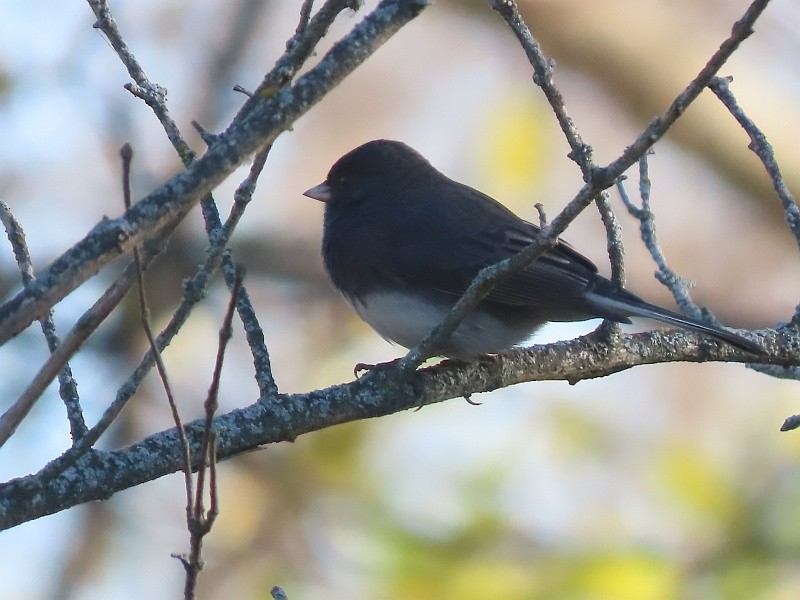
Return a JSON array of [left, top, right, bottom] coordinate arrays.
[[0, 325, 795, 531]]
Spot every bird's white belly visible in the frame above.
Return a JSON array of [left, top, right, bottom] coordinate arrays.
[[350, 290, 530, 358]]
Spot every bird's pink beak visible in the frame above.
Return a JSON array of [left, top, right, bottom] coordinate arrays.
[[303, 182, 332, 202]]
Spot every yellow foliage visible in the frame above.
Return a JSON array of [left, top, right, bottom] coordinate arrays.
[[474, 88, 549, 203], [571, 554, 680, 600], [658, 445, 738, 522]]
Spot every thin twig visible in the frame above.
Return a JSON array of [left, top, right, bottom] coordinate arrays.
[[235, 0, 362, 123], [89, 0, 193, 159], [616, 156, 706, 320], [293, 0, 316, 39], [484, 0, 587, 164], [708, 75, 800, 250], [0, 202, 35, 285], [197, 147, 278, 400], [485, 1, 625, 284], [222, 148, 277, 397], [194, 272, 241, 502], [180, 270, 241, 600], [0, 203, 86, 446], [595, 193, 626, 287], [121, 144, 195, 507]]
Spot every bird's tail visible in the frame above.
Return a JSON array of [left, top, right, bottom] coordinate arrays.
[[584, 288, 762, 354]]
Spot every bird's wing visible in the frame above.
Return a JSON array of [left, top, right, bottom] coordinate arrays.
[[369, 181, 604, 311]]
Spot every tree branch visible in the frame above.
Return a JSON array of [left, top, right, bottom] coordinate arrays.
[[0, 0, 429, 346], [0, 326, 795, 531], [708, 75, 800, 250]]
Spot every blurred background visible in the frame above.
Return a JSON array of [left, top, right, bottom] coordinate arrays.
[[1, 0, 800, 598]]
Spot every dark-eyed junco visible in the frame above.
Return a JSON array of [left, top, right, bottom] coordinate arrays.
[[304, 139, 760, 358]]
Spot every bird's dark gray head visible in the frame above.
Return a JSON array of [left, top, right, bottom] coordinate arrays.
[[303, 140, 437, 207]]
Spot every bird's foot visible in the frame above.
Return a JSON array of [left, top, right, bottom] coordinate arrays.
[[354, 358, 431, 411]]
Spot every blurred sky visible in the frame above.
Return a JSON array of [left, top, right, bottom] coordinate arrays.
[[2, 1, 800, 599]]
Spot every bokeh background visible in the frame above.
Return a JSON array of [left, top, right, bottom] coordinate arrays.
[[1, 0, 800, 598]]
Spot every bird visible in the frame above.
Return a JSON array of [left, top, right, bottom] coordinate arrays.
[[303, 139, 761, 359]]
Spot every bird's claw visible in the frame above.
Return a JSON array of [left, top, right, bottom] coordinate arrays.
[[463, 393, 482, 406], [353, 358, 401, 378]]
